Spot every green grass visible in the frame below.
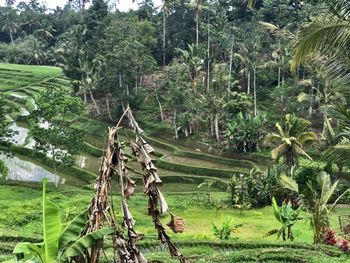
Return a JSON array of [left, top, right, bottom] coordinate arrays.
[[0, 63, 62, 77], [0, 183, 349, 262]]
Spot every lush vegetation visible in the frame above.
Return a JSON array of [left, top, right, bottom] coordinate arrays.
[[1, 0, 350, 262]]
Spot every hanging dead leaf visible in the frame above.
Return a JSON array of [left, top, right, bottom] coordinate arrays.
[[124, 178, 136, 198], [137, 136, 155, 154], [157, 188, 168, 214], [167, 213, 185, 233], [121, 199, 135, 228]]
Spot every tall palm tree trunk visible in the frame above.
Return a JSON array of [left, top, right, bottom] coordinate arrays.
[[228, 40, 234, 91], [9, 30, 14, 44], [214, 113, 220, 145], [247, 71, 251, 94], [195, 11, 199, 46], [173, 108, 178, 139], [253, 66, 257, 116], [207, 21, 210, 93], [155, 91, 164, 122], [162, 9, 166, 67]]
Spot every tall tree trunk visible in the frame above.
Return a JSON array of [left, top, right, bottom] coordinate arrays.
[[126, 84, 130, 108], [173, 108, 178, 140], [278, 66, 281, 87], [228, 40, 234, 91], [9, 30, 14, 44], [162, 8, 166, 67], [119, 73, 123, 89], [247, 71, 251, 94], [207, 21, 210, 93], [155, 91, 164, 122], [195, 11, 199, 47], [83, 92, 87, 103], [106, 94, 114, 122], [89, 89, 101, 115], [278, 66, 283, 102], [309, 86, 313, 116], [214, 113, 220, 145], [253, 66, 257, 116]]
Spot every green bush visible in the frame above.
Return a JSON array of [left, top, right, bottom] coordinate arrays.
[[0, 159, 8, 183]]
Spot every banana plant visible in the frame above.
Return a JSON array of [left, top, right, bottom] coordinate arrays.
[[265, 197, 302, 241], [13, 179, 115, 262], [304, 172, 350, 244]]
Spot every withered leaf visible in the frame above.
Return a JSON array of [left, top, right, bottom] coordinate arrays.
[[121, 199, 135, 228], [124, 178, 136, 198], [157, 188, 168, 214], [167, 213, 185, 233], [137, 136, 155, 154]]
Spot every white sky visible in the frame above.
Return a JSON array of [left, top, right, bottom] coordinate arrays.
[[0, 0, 163, 12]]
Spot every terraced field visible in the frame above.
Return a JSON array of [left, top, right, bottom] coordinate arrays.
[[0, 63, 266, 191], [1, 63, 350, 263]]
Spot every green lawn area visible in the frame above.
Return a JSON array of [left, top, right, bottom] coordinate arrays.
[[0, 63, 62, 77]]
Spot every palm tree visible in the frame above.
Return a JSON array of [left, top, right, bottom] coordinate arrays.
[[266, 114, 317, 170], [235, 39, 261, 116], [2, 21, 17, 44], [36, 21, 54, 42], [186, 0, 209, 47], [161, 0, 170, 66]]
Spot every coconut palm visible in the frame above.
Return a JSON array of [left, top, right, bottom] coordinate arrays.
[[2, 21, 18, 44], [36, 21, 55, 42], [161, 0, 170, 66], [266, 114, 317, 170], [185, 0, 209, 47], [234, 38, 261, 116]]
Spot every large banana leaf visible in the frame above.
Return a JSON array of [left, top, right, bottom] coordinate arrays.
[[13, 242, 45, 262], [59, 209, 89, 248], [60, 227, 115, 262], [42, 179, 62, 262], [272, 197, 281, 223]]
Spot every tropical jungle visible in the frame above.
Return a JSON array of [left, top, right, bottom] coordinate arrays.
[[1, 0, 350, 262]]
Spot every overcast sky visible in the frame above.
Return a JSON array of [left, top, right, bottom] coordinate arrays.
[[0, 0, 163, 12]]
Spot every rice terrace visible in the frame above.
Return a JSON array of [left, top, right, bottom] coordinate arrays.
[[1, 0, 350, 262]]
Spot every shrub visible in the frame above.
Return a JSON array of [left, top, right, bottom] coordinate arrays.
[[212, 217, 239, 240]]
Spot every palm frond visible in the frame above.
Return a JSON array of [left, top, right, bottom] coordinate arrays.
[[293, 21, 350, 67], [298, 132, 318, 144], [328, 105, 350, 127], [323, 138, 350, 165], [294, 144, 312, 160], [309, 54, 350, 98], [271, 143, 288, 160], [317, 0, 350, 19]]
